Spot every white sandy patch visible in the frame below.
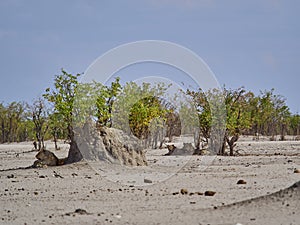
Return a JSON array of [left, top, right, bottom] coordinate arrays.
[[0, 138, 299, 224]]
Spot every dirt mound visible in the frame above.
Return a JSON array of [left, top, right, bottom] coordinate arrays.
[[204, 180, 300, 224], [227, 180, 300, 208], [75, 123, 147, 166]]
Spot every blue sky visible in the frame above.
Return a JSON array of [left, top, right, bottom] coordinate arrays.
[[0, 0, 299, 113]]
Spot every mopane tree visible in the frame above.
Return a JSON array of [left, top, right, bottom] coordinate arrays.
[[31, 98, 49, 150], [257, 89, 290, 140], [0, 103, 7, 143], [289, 114, 300, 137], [186, 87, 252, 156], [113, 81, 172, 147], [223, 87, 252, 155], [0, 102, 31, 143], [95, 78, 121, 127], [43, 69, 82, 163], [6, 102, 26, 142], [185, 89, 212, 149], [48, 111, 66, 150]]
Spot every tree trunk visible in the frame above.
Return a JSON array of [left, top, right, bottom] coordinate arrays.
[[219, 138, 226, 155], [65, 126, 83, 164], [229, 143, 234, 156], [65, 140, 83, 164], [53, 131, 59, 150], [194, 129, 200, 150], [226, 134, 239, 156], [280, 123, 285, 141]]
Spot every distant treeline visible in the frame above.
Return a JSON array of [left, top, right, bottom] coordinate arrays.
[[0, 69, 299, 156]]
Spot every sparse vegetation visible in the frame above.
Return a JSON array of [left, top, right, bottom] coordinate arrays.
[[0, 69, 299, 158]]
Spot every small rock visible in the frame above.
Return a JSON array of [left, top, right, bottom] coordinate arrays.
[[204, 191, 216, 196], [294, 169, 300, 173], [53, 171, 63, 178], [180, 189, 188, 195], [7, 174, 14, 179], [144, 178, 152, 184], [195, 192, 203, 195], [237, 179, 247, 185], [75, 208, 88, 215], [39, 175, 46, 178]]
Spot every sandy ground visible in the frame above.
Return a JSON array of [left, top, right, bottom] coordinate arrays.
[[0, 138, 299, 225]]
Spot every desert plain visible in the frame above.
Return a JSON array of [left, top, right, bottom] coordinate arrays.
[[0, 136, 299, 225]]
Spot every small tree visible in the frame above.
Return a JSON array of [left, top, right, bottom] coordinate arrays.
[[48, 112, 66, 150], [186, 89, 212, 149], [31, 98, 49, 150], [289, 114, 300, 137], [95, 78, 121, 127], [43, 69, 82, 163], [223, 87, 252, 155]]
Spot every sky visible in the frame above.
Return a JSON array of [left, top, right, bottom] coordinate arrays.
[[0, 0, 299, 113]]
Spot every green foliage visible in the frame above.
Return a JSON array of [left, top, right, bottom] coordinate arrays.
[[0, 67, 299, 154], [95, 77, 121, 127], [0, 101, 29, 143], [186, 89, 212, 141], [43, 69, 80, 140], [73, 77, 121, 128], [112, 81, 175, 142], [31, 98, 49, 150], [129, 95, 166, 139], [289, 114, 300, 136]]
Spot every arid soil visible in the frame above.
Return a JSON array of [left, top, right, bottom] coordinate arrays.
[[0, 138, 299, 225]]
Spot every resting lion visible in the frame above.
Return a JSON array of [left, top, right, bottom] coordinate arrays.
[[33, 149, 66, 167]]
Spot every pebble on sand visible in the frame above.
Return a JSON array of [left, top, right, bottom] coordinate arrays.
[[144, 178, 153, 183], [180, 189, 188, 195], [237, 179, 247, 184], [204, 191, 216, 196]]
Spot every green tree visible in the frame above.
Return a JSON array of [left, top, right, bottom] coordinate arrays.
[[113, 81, 173, 147], [223, 87, 252, 155], [31, 98, 49, 150], [95, 77, 121, 127], [185, 89, 212, 149], [48, 112, 66, 150], [43, 69, 82, 163], [186, 87, 252, 155], [289, 114, 300, 136], [256, 89, 290, 140]]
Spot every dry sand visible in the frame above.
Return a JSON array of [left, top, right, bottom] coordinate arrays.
[[0, 138, 299, 225]]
